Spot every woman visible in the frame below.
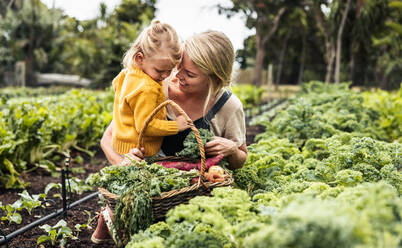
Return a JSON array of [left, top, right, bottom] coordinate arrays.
[[92, 30, 247, 244]]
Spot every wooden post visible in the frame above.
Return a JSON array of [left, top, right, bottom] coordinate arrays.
[[267, 63, 273, 100], [15, 61, 26, 87]]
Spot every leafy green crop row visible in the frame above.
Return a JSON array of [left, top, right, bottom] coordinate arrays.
[[231, 84, 265, 110], [0, 86, 72, 106], [127, 183, 401, 248], [362, 85, 402, 142], [255, 81, 393, 147], [235, 134, 401, 195], [0, 88, 113, 188]]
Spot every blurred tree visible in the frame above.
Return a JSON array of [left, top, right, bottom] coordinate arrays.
[[334, 0, 352, 84], [273, 6, 308, 86], [0, 0, 63, 85], [0, 0, 23, 17], [223, 0, 400, 88], [343, 0, 389, 87], [114, 0, 156, 24], [219, 0, 296, 86], [305, 0, 337, 83], [0, 0, 156, 88], [234, 4, 325, 85], [371, 0, 402, 89]]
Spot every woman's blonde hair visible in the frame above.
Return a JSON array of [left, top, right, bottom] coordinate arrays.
[[184, 31, 235, 112], [123, 20, 182, 68]]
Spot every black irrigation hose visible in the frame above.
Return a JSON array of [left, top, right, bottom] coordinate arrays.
[[0, 228, 8, 248], [65, 157, 73, 205], [39, 199, 57, 217], [0, 192, 99, 246], [61, 156, 72, 218]]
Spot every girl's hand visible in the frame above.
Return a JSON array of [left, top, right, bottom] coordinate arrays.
[[205, 136, 237, 157], [120, 147, 145, 165], [176, 115, 190, 131]]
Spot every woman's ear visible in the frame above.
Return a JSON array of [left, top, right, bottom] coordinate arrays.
[[134, 52, 144, 66]]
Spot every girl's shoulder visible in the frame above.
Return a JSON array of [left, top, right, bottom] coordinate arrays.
[[112, 69, 130, 91]]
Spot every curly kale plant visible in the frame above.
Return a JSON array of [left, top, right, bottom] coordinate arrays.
[[176, 128, 214, 159], [256, 82, 389, 146], [126, 187, 262, 248], [246, 182, 401, 248], [235, 132, 402, 195]]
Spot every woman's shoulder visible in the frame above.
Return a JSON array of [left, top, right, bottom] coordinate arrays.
[[210, 89, 246, 145], [217, 89, 244, 112]]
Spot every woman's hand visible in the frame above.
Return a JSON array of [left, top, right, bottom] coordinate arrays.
[[205, 136, 237, 157], [205, 137, 247, 170], [121, 147, 145, 165]]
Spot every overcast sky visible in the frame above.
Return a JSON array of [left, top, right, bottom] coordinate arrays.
[[41, 0, 255, 51]]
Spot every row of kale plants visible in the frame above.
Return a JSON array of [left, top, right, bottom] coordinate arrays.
[[124, 82, 401, 248], [0, 87, 114, 189]]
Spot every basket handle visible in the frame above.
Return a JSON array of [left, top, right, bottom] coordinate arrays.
[[138, 100, 207, 177]]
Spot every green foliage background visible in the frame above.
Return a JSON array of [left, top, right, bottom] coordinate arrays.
[[0, 0, 156, 88], [1, 0, 401, 89]]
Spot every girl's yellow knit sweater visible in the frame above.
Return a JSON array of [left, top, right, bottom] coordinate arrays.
[[112, 67, 178, 156]]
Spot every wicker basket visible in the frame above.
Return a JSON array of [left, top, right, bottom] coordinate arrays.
[[98, 100, 234, 221]]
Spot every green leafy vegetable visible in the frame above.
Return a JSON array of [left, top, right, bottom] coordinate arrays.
[[86, 160, 199, 246], [176, 128, 214, 159]]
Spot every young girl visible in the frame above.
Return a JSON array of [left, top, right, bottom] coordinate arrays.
[[111, 20, 188, 158], [91, 20, 187, 244]]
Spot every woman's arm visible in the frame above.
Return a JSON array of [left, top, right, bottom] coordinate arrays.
[[205, 137, 247, 170], [101, 120, 146, 165], [227, 143, 247, 170], [100, 120, 125, 165]]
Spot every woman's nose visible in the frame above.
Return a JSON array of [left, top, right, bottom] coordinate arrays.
[[176, 69, 184, 80]]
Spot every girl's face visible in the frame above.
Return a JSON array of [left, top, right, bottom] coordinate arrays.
[[175, 51, 210, 95], [136, 52, 175, 82]]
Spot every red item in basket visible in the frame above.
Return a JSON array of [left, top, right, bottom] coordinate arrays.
[[157, 154, 224, 171]]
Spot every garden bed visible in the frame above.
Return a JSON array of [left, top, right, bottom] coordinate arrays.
[[0, 151, 113, 248], [0, 122, 265, 247]]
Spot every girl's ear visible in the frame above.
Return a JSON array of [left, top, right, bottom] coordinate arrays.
[[134, 52, 144, 66]]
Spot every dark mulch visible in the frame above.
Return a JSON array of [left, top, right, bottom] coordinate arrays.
[[0, 122, 266, 247], [0, 151, 115, 248], [245, 124, 265, 146]]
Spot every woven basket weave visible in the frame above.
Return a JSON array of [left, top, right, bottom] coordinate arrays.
[[98, 100, 233, 221]]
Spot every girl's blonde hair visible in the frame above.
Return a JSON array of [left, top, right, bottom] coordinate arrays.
[[184, 31, 235, 113], [123, 20, 182, 68]]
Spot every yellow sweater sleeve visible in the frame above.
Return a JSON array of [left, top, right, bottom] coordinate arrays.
[[112, 69, 127, 92], [130, 87, 178, 136]]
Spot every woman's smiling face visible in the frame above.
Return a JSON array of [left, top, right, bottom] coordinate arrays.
[[175, 51, 210, 95]]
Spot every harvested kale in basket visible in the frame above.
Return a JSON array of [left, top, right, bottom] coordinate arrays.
[[86, 160, 199, 246], [115, 186, 153, 245], [176, 128, 214, 159], [86, 160, 199, 195]]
